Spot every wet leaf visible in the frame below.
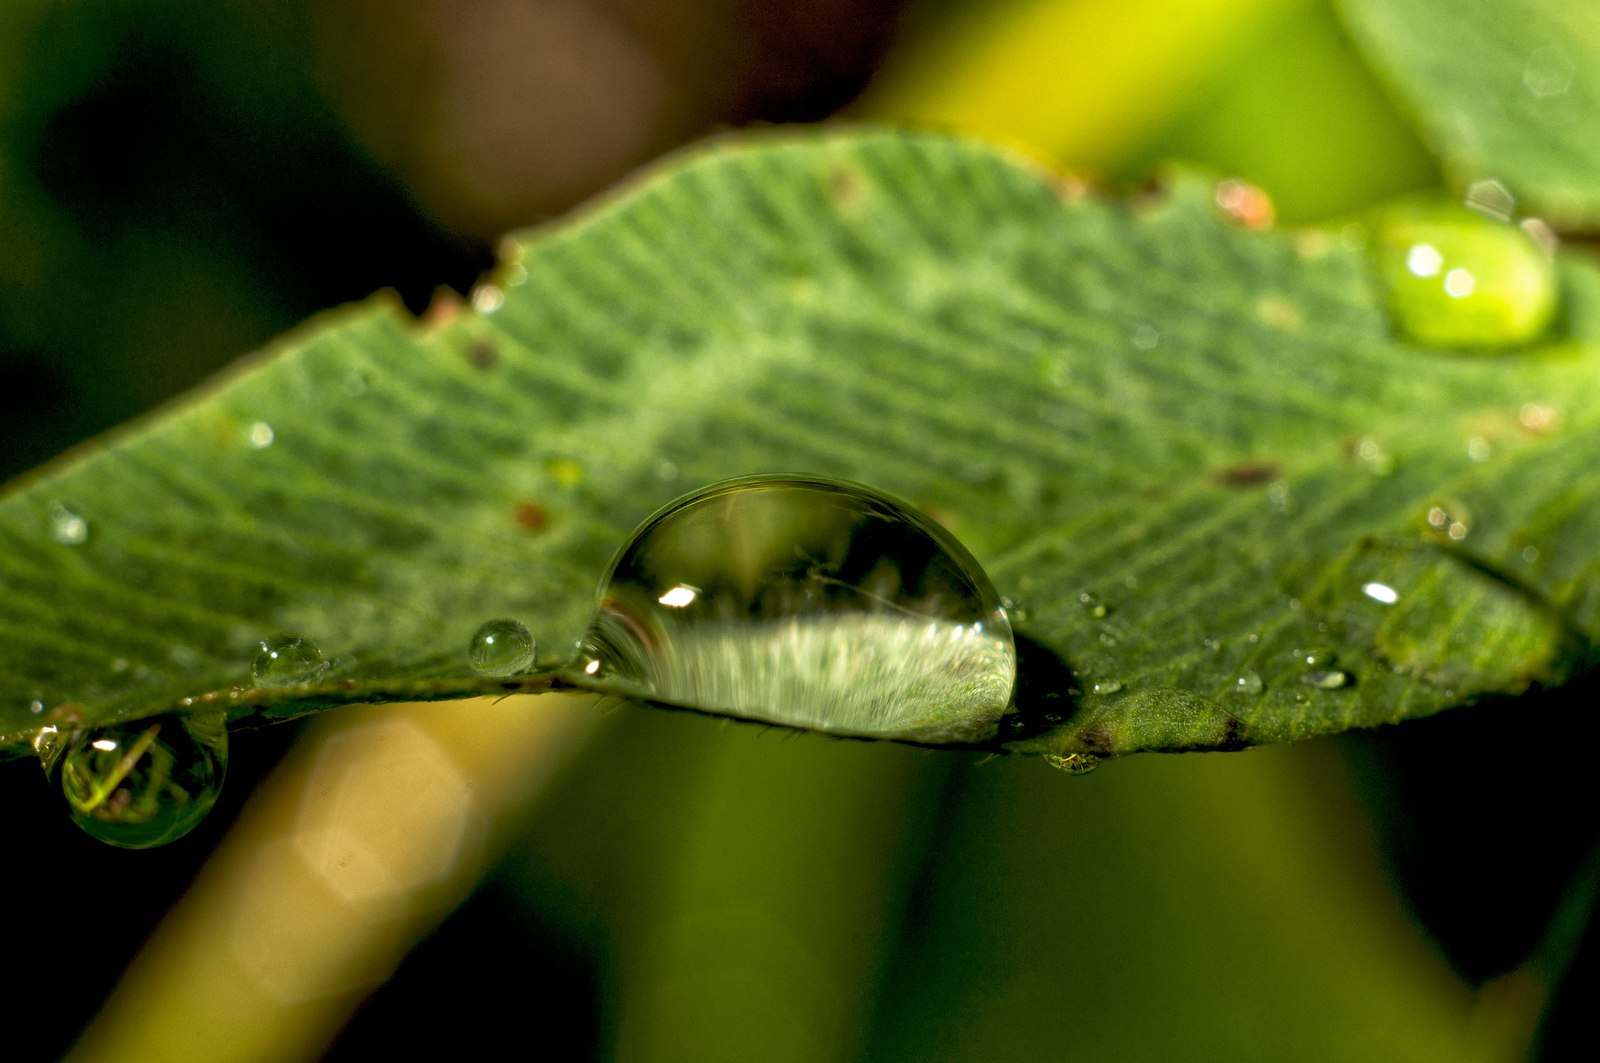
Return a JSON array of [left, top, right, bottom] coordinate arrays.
[[2, 130, 1598, 761], [1338, 0, 1600, 229]]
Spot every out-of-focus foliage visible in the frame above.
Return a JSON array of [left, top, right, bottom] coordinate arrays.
[[1339, 0, 1600, 229]]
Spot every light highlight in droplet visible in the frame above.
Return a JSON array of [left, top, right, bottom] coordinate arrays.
[[1362, 582, 1399, 605], [656, 584, 699, 608]]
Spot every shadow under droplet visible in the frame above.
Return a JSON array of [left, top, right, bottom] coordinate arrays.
[[1000, 631, 1082, 742]]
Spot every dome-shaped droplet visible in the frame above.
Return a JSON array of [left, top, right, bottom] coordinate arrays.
[[578, 475, 1017, 743], [40, 712, 227, 848], [468, 618, 537, 676], [252, 633, 329, 687]]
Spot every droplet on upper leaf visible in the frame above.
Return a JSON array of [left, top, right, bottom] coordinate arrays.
[[252, 633, 329, 687], [39, 712, 227, 848], [576, 475, 1017, 743], [468, 618, 537, 676], [1369, 201, 1558, 348]]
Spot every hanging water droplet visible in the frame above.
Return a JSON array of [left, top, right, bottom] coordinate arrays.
[[1371, 202, 1557, 348], [252, 633, 329, 688], [40, 712, 227, 848], [576, 475, 1016, 743], [1301, 669, 1350, 690], [1091, 679, 1124, 695], [1044, 752, 1101, 775], [1234, 671, 1264, 696], [467, 618, 536, 677]]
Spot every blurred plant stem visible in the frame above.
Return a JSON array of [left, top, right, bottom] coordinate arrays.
[[860, 0, 1297, 171]]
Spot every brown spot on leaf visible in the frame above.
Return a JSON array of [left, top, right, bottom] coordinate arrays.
[[466, 339, 498, 369], [1215, 178, 1275, 229], [420, 286, 463, 330], [1214, 461, 1283, 488], [1215, 714, 1250, 752], [514, 501, 551, 532], [825, 165, 864, 211], [46, 702, 86, 726], [1077, 726, 1115, 755]]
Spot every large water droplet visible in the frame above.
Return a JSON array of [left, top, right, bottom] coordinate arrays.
[[1370, 202, 1557, 348], [577, 476, 1017, 743], [40, 713, 226, 848], [468, 618, 536, 676], [252, 633, 329, 687]]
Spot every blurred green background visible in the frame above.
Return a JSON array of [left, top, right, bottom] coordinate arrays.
[[3, 1, 1596, 1059]]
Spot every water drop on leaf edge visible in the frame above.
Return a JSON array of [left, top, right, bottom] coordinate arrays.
[[468, 618, 537, 677]]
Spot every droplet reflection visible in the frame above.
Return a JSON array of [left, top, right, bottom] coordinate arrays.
[[40, 712, 227, 848]]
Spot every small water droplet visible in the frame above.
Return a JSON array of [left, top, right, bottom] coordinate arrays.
[[1523, 46, 1574, 98], [576, 476, 1017, 743], [40, 712, 226, 848], [1129, 322, 1160, 350], [471, 284, 504, 313], [467, 618, 536, 677], [1466, 436, 1492, 462], [252, 633, 329, 688], [1044, 752, 1101, 775], [1297, 647, 1335, 669], [1352, 436, 1397, 475], [1301, 669, 1350, 690], [1078, 592, 1109, 618], [1464, 179, 1515, 222], [247, 421, 275, 449], [28, 699, 45, 715], [48, 502, 88, 545], [1091, 679, 1124, 695], [1234, 671, 1263, 695], [1518, 402, 1559, 434], [1267, 482, 1294, 515]]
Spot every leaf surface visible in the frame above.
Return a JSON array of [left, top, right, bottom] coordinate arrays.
[[2, 130, 1597, 761]]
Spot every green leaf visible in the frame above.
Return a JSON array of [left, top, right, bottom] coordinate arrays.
[[2, 130, 1597, 762], [1338, 0, 1600, 229]]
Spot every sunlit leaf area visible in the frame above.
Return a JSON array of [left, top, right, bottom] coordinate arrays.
[[4, 0, 1598, 1059]]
